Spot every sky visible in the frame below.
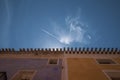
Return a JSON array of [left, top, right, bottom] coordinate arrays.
[[0, 0, 120, 50]]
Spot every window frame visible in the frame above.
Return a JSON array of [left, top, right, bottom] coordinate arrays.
[[0, 72, 7, 80], [47, 58, 59, 65], [95, 58, 118, 65], [10, 70, 36, 80], [103, 70, 120, 80]]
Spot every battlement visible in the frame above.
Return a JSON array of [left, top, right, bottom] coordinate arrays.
[[0, 48, 63, 52], [65, 47, 120, 54], [0, 47, 120, 54]]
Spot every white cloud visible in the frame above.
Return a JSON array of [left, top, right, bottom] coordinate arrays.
[[59, 15, 87, 44], [59, 36, 72, 44], [42, 10, 91, 46]]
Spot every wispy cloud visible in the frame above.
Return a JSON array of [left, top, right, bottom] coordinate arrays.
[[65, 16, 85, 43], [42, 9, 91, 46]]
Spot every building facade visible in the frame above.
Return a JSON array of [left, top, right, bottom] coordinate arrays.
[[0, 48, 120, 80]]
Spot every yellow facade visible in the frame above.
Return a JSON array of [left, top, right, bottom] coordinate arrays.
[[67, 58, 120, 80]]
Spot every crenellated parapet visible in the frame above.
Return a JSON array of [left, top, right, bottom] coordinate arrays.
[[0, 47, 120, 55], [63, 47, 120, 54], [0, 48, 15, 52], [0, 48, 63, 57]]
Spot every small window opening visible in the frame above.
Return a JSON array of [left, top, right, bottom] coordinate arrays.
[[104, 70, 120, 80], [49, 59, 58, 64], [0, 72, 7, 80], [11, 70, 35, 80], [96, 59, 116, 64]]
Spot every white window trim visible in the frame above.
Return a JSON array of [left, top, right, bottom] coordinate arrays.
[[94, 58, 119, 65], [10, 70, 37, 80], [103, 70, 120, 80]]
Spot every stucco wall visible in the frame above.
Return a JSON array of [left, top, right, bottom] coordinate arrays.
[[67, 58, 120, 80], [0, 58, 62, 80]]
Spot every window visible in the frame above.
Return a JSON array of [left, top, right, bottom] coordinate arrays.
[[96, 59, 116, 64], [11, 70, 36, 80], [0, 72, 7, 80], [48, 59, 58, 64], [104, 70, 120, 80]]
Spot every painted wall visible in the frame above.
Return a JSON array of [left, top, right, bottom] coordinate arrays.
[[0, 58, 62, 80], [67, 58, 120, 80]]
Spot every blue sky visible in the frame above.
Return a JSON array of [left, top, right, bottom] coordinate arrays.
[[0, 0, 120, 50]]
